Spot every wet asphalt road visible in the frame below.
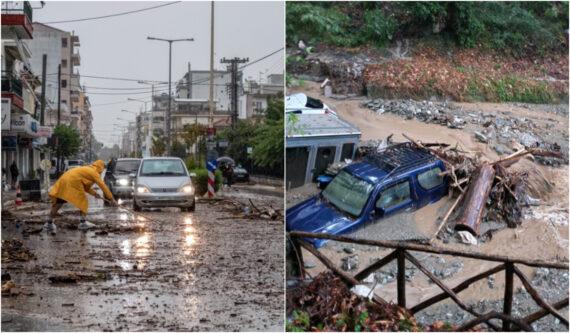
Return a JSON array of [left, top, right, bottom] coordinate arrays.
[[1, 188, 284, 331]]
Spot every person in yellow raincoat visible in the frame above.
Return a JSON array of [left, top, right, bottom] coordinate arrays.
[[46, 160, 117, 233]]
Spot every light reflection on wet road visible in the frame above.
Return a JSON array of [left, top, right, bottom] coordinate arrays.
[[1, 190, 284, 331]]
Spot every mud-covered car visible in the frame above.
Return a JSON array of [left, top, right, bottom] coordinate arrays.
[[286, 143, 449, 247], [285, 93, 337, 116]]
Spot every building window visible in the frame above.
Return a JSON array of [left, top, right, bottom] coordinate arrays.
[[62, 38, 68, 48], [61, 80, 67, 88], [62, 60, 67, 68]]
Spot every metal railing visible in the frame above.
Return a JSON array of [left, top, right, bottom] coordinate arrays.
[[289, 231, 569, 331], [1, 1, 32, 22], [1, 72, 23, 97]]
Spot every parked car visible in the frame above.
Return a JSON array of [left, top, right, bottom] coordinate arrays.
[[133, 157, 195, 212], [233, 166, 249, 182], [285, 93, 337, 116], [67, 159, 85, 170], [286, 143, 449, 247], [104, 158, 141, 199]]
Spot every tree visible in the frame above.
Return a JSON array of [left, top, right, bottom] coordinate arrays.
[[51, 124, 81, 159], [171, 140, 187, 159], [217, 120, 256, 164], [151, 134, 166, 156], [251, 96, 284, 172]]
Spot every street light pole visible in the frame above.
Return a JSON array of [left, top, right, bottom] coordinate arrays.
[[147, 36, 194, 156]]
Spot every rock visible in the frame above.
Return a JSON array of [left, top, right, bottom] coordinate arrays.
[[343, 247, 355, 254], [350, 285, 373, 300], [341, 255, 359, 271], [303, 262, 316, 269], [493, 144, 511, 156], [474, 131, 488, 143], [457, 231, 477, 245], [363, 274, 375, 284], [519, 132, 542, 148], [488, 276, 495, 289]]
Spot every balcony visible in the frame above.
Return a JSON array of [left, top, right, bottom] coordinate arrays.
[[70, 90, 80, 102], [1, 1, 33, 39], [71, 52, 81, 66], [1, 72, 24, 110], [71, 35, 80, 47]]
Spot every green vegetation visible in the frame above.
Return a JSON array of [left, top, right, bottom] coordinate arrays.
[[217, 95, 284, 175], [188, 168, 222, 196], [51, 124, 81, 159], [286, 2, 568, 55]]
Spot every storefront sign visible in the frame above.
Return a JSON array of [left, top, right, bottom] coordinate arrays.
[[37, 126, 53, 138], [10, 114, 39, 137], [1, 98, 11, 131], [1, 136, 17, 151]]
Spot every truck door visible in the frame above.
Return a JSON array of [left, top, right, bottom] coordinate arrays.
[[375, 178, 415, 218], [414, 165, 447, 208]]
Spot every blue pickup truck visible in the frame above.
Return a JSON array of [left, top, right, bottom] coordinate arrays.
[[286, 143, 449, 247]]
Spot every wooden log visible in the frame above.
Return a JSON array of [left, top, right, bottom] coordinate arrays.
[[410, 264, 505, 314], [503, 262, 514, 331], [456, 311, 534, 332], [289, 231, 569, 270], [455, 164, 496, 236], [404, 251, 501, 331], [287, 235, 305, 279], [397, 249, 406, 308], [523, 297, 568, 324], [513, 266, 569, 327], [354, 250, 397, 281], [297, 239, 388, 305]]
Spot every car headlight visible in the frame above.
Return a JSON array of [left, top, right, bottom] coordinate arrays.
[[117, 178, 129, 186], [180, 185, 194, 194], [136, 186, 150, 193]]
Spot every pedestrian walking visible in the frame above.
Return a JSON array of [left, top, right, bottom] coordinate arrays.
[[46, 160, 117, 234], [9, 160, 19, 189]]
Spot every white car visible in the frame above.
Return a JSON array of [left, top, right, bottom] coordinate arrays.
[[133, 157, 195, 212], [285, 93, 337, 116]]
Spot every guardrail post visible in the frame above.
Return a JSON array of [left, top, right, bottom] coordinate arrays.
[[397, 248, 406, 308], [503, 262, 514, 331]]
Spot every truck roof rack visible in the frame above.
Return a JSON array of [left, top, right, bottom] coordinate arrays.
[[364, 142, 437, 179]]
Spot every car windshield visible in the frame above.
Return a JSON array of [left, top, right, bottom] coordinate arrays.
[[115, 160, 141, 174], [140, 160, 187, 176], [322, 170, 373, 217]]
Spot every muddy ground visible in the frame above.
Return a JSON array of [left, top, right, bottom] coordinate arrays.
[[287, 81, 569, 330], [1, 183, 284, 331]]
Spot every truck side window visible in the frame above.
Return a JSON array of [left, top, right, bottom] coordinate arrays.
[[417, 167, 444, 190], [376, 181, 410, 210]]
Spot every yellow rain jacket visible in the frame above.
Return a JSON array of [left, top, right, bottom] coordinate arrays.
[[49, 160, 114, 214]]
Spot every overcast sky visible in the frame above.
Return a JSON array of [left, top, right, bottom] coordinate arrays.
[[33, 1, 284, 146]]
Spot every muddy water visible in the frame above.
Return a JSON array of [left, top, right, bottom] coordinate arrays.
[[290, 82, 568, 313], [2, 191, 284, 331]]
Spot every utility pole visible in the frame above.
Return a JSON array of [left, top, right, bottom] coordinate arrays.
[[206, 1, 217, 198], [147, 36, 194, 156], [40, 54, 46, 126], [220, 57, 248, 127], [187, 62, 191, 99], [57, 64, 61, 126]]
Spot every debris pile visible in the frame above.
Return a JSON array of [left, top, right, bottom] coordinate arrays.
[[361, 98, 568, 164], [210, 198, 283, 221], [1, 239, 36, 263], [287, 272, 425, 331], [402, 135, 563, 241]]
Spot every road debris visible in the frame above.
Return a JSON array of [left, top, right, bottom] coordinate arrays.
[[1, 240, 36, 263]]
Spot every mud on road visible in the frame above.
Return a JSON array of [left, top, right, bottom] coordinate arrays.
[[1, 186, 284, 331]]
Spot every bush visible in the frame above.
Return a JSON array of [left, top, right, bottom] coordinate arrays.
[[189, 168, 222, 196], [360, 9, 397, 47]]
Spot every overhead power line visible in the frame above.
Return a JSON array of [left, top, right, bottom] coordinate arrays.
[[42, 2, 181, 24], [240, 47, 284, 70]]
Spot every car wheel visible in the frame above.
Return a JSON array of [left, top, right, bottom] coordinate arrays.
[[133, 199, 141, 212]]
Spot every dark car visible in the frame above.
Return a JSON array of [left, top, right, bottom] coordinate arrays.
[[233, 166, 249, 182], [286, 143, 449, 248], [104, 158, 141, 199]]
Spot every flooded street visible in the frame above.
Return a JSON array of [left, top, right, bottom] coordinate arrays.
[[2, 186, 284, 331]]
